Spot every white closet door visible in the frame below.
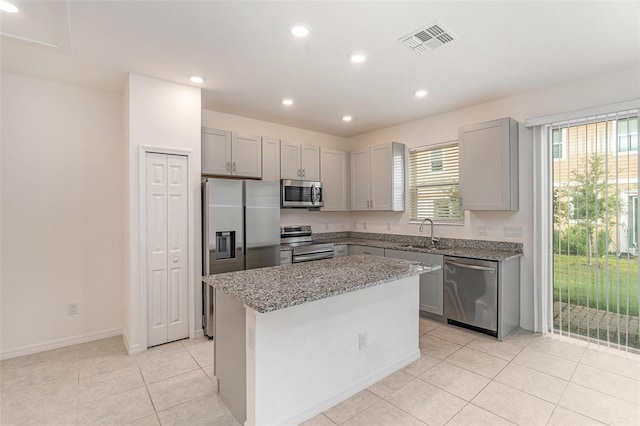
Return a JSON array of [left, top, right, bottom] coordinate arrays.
[[166, 155, 189, 342], [146, 152, 189, 347], [146, 153, 169, 347]]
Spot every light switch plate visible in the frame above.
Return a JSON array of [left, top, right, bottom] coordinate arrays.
[[504, 226, 523, 237]]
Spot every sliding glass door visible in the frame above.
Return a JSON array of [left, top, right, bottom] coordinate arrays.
[[552, 113, 639, 350]]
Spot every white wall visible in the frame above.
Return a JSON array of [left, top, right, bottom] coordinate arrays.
[[347, 66, 640, 330], [123, 74, 201, 354], [202, 109, 352, 232], [1, 73, 124, 359]]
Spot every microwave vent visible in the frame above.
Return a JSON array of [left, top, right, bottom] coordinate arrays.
[[399, 21, 457, 54]]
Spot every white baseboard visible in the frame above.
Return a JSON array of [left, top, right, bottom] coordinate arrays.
[[122, 332, 145, 355], [193, 328, 204, 338], [281, 350, 421, 426], [1, 328, 122, 360]]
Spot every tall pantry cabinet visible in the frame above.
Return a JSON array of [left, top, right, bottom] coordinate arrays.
[[145, 153, 189, 347]]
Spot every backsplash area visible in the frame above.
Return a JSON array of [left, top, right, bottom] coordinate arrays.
[[313, 231, 523, 253]]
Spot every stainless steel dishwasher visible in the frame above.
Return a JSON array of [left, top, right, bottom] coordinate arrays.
[[443, 256, 498, 336]]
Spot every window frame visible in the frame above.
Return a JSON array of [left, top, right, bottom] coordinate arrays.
[[616, 116, 638, 154], [408, 141, 464, 225]]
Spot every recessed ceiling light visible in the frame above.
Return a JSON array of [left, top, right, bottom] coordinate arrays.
[[0, 1, 19, 13], [282, 98, 294, 106], [342, 116, 353, 122], [349, 52, 367, 63], [414, 89, 428, 97], [189, 75, 206, 84], [289, 24, 311, 37]]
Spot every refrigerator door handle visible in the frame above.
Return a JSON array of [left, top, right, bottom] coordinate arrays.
[[202, 180, 210, 276]]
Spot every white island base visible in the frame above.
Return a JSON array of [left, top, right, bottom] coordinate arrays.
[[215, 275, 420, 425]]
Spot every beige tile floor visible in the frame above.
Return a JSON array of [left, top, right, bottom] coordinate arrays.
[[1, 319, 639, 425]]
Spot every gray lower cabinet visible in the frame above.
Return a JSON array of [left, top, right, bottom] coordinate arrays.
[[384, 249, 444, 316], [280, 250, 292, 265], [349, 245, 385, 256], [333, 244, 349, 257]]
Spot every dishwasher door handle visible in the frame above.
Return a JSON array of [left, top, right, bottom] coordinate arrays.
[[445, 260, 496, 273]]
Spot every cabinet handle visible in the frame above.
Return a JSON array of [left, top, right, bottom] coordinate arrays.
[[173, 257, 179, 263], [226, 162, 230, 172], [232, 162, 236, 172], [297, 169, 301, 177], [302, 169, 306, 178]]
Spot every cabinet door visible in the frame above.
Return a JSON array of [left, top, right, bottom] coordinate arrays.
[[350, 245, 384, 256], [280, 140, 301, 179], [320, 147, 348, 211], [301, 144, 320, 180], [262, 137, 281, 182], [384, 249, 443, 316], [459, 117, 518, 210], [280, 250, 292, 265], [231, 133, 262, 178], [350, 148, 371, 210], [333, 244, 349, 257], [202, 128, 231, 176], [370, 143, 392, 210]]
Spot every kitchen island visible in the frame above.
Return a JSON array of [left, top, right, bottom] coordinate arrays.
[[203, 255, 439, 425]]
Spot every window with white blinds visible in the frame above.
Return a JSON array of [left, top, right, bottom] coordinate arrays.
[[409, 142, 463, 223]]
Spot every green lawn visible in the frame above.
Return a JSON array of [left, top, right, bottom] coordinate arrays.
[[553, 254, 640, 317]]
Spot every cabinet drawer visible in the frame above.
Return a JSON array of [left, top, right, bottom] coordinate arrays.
[[350, 245, 385, 256]]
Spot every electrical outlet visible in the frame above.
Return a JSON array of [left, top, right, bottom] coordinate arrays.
[[358, 332, 367, 350], [504, 226, 523, 237], [68, 303, 78, 315], [477, 225, 487, 236]]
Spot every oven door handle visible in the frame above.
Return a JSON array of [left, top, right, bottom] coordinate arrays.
[[294, 252, 334, 262], [445, 260, 496, 273]]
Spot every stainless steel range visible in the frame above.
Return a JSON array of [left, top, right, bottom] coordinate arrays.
[[280, 225, 334, 262]]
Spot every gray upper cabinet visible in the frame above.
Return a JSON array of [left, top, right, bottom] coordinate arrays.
[[202, 127, 262, 178], [350, 142, 405, 211], [280, 140, 320, 181], [320, 147, 348, 211], [459, 117, 519, 211], [261, 137, 281, 182]]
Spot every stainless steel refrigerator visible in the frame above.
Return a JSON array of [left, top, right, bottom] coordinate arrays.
[[202, 178, 280, 338]]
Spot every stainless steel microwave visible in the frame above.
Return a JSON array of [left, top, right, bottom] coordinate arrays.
[[281, 179, 323, 208]]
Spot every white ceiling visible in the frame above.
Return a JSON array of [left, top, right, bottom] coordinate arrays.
[[2, 1, 639, 137]]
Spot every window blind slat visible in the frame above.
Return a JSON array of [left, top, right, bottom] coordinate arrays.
[[409, 142, 463, 222]]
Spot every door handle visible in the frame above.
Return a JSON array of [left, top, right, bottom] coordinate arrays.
[[445, 260, 496, 272]]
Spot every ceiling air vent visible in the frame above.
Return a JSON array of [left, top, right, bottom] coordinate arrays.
[[399, 22, 457, 54]]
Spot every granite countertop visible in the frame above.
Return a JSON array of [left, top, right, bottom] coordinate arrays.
[[281, 235, 523, 262], [203, 255, 440, 313]]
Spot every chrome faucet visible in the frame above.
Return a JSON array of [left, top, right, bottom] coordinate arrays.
[[419, 218, 439, 247]]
